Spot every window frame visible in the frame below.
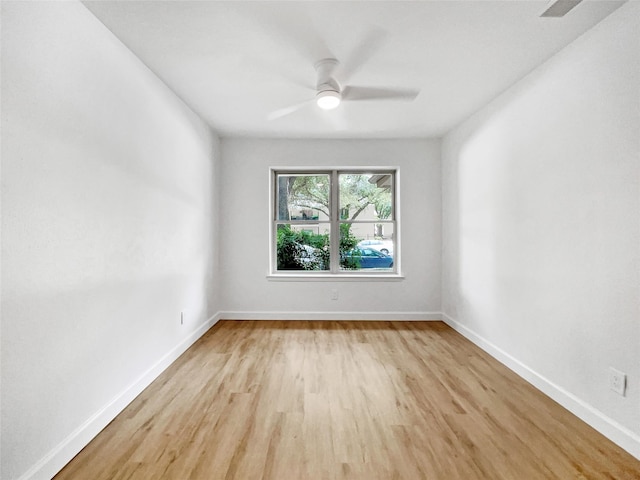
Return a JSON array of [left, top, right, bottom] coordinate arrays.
[[269, 167, 401, 279]]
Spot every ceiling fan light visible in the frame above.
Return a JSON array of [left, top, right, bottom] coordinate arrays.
[[316, 90, 341, 110]]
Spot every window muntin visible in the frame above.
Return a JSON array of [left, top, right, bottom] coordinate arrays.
[[272, 169, 397, 275]]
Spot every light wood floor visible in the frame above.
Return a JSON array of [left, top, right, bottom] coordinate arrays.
[[55, 321, 640, 479]]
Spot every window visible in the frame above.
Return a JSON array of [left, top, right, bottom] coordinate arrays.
[[271, 169, 398, 275]]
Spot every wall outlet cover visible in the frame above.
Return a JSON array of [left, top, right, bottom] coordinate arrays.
[[609, 367, 626, 396]]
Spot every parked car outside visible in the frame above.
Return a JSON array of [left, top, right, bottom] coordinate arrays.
[[357, 239, 394, 256], [344, 248, 394, 269], [296, 244, 327, 270]]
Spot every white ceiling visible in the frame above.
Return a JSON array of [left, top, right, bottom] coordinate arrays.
[[83, 0, 624, 138]]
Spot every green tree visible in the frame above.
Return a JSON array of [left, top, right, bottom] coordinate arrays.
[[277, 176, 296, 220], [338, 174, 391, 221], [339, 223, 360, 269], [283, 174, 390, 222], [283, 175, 330, 218]]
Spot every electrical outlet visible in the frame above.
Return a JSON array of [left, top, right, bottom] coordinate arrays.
[[330, 289, 338, 300], [609, 367, 626, 396]]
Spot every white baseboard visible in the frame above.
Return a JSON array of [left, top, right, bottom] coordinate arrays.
[[441, 312, 640, 460], [218, 311, 442, 321], [22, 313, 221, 480]]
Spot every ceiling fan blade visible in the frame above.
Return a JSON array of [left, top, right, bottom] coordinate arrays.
[[267, 99, 313, 121], [540, 0, 583, 17], [339, 26, 388, 82], [342, 85, 419, 102], [240, 55, 316, 92], [247, 4, 334, 66]]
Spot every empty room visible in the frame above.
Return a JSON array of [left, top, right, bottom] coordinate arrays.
[[1, 0, 639, 478]]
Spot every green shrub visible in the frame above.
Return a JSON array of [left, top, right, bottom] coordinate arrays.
[[276, 224, 361, 270]]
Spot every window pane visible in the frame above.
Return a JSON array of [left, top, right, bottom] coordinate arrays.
[[353, 223, 395, 256], [276, 174, 330, 221], [276, 223, 330, 271], [339, 223, 394, 271], [339, 173, 393, 222]]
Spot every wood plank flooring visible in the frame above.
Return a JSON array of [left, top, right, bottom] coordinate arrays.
[[55, 321, 640, 479]]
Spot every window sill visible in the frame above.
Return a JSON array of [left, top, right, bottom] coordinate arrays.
[[267, 273, 405, 282]]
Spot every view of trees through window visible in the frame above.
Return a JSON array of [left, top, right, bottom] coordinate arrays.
[[274, 171, 395, 273]]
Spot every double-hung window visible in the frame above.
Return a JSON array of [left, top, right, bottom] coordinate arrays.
[[271, 168, 398, 275]]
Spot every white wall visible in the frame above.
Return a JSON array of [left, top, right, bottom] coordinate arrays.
[[220, 138, 441, 320], [0, 2, 221, 479], [442, 1, 640, 457]]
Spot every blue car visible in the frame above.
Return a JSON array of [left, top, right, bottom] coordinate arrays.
[[344, 248, 394, 269]]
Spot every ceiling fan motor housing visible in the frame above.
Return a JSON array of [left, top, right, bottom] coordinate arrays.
[[315, 58, 340, 92]]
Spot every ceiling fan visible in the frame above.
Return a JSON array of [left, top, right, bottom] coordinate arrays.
[[267, 56, 420, 121]]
